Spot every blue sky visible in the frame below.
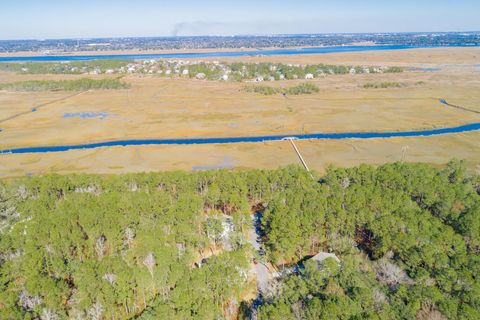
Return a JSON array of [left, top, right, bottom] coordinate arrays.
[[0, 0, 479, 40]]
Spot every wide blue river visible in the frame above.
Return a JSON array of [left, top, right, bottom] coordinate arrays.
[[0, 45, 441, 62], [2, 122, 479, 154]]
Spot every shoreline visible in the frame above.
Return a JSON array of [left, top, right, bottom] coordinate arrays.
[[2, 121, 480, 154], [0, 42, 384, 58], [0, 45, 478, 63]]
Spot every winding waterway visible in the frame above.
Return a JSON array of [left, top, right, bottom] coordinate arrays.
[[1, 122, 479, 154]]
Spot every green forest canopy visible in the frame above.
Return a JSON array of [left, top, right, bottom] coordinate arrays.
[[0, 160, 479, 319]]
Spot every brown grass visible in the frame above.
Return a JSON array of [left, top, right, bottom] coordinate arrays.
[[0, 47, 479, 178]]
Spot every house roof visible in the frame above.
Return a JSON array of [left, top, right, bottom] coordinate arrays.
[[311, 252, 340, 263]]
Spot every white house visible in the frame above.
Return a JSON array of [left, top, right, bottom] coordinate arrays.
[[311, 252, 340, 264], [221, 74, 229, 81], [305, 73, 314, 79], [196, 73, 206, 80], [182, 69, 189, 76]]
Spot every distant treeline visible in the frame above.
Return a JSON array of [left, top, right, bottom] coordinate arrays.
[[244, 83, 320, 95], [170, 62, 404, 81], [0, 59, 133, 74], [0, 60, 404, 81], [0, 78, 130, 91], [1, 33, 478, 53]]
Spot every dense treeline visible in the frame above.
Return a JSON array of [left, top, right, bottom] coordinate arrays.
[[225, 62, 403, 81], [0, 170, 257, 319], [0, 78, 130, 91], [176, 62, 404, 82], [0, 60, 133, 74], [0, 60, 404, 81], [0, 161, 479, 319], [244, 83, 320, 96], [255, 160, 480, 319]]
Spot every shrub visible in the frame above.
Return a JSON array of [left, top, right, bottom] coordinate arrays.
[[284, 83, 320, 95], [363, 82, 402, 89], [244, 83, 319, 96], [0, 78, 130, 92]]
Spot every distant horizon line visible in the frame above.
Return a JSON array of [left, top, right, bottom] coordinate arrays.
[[1, 30, 479, 42]]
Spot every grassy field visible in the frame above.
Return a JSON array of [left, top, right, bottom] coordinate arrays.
[[0, 47, 479, 177]]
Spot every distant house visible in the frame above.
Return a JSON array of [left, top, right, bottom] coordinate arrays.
[[268, 76, 275, 81], [105, 69, 114, 74], [165, 69, 172, 75], [221, 74, 229, 81], [305, 73, 314, 79], [310, 252, 340, 265], [182, 69, 189, 76], [349, 68, 356, 74], [278, 74, 285, 80], [196, 73, 206, 80]]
